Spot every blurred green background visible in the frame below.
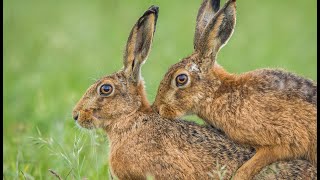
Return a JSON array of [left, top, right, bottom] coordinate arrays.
[[4, 0, 316, 179]]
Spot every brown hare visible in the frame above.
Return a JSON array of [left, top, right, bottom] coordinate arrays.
[[153, 0, 317, 179], [72, 4, 316, 180]]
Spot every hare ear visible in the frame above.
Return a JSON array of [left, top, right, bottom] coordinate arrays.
[[195, 0, 236, 70], [123, 5, 159, 84], [194, 0, 220, 49]]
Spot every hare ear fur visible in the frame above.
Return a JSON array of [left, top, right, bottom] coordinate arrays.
[[195, 0, 236, 70], [194, 0, 220, 49], [123, 5, 159, 84]]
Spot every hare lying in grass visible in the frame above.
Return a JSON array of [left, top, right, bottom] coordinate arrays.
[[153, 0, 317, 179], [72, 4, 316, 180]]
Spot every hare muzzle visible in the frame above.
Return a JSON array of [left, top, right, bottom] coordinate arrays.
[[72, 111, 79, 121]]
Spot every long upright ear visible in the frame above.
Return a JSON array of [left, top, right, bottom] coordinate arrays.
[[194, 0, 220, 49], [123, 5, 159, 84], [195, 0, 236, 70]]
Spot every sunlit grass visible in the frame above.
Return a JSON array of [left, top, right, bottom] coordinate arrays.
[[28, 126, 108, 179], [207, 160, 228, 180]]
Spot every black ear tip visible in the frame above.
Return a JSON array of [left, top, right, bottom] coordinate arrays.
[[211, 0, 220, 12], [148, 5, 159, 15], [140, 5, 159, 21], [138, 5, 159, 27]]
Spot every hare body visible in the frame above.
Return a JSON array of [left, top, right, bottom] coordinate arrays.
[[73, 73, 317, 179], [197, 66, 317, 158], [153, 0, 317, 179], [108, 109, 317, 179], [196, 66, 317, 179], [72, 4, 316, 180]]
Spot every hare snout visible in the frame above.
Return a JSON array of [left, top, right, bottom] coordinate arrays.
[[72, 111, 79, 121], [73, 109, 100, 129], [156, 103, 183, 120]]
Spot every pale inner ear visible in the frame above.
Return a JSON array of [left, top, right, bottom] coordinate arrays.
[[137, 14, 155, 61], [202, 13, 225, 58], [123, 12, 156, 84], [124, 27, 138, 76], [194, 0, 221, 49], [195, 0, 237, 73]]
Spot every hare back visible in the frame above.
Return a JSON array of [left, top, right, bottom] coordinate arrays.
[[252, 68, 316, 106]]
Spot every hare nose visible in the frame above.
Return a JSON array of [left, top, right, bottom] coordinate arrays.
[[73, 112, 79, 121]]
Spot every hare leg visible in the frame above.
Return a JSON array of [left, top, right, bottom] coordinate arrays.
[[232, 146, 291, 180]]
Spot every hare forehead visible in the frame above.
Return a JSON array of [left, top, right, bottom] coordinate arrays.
[[167, 59, 195, 74], [98, 72, 127, 85]]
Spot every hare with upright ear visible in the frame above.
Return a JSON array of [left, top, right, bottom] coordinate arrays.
[[153, 0, 317, 179], [71, 4, 317, 180]]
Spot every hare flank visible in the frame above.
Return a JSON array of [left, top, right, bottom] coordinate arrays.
[[72, 4, 317, 180], [153, 0, 317, 179]]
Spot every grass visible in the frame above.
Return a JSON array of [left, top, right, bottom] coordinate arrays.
[[4, 0, 316, 179], [207, 161, 228, 180], [29, 128, 108, 179]]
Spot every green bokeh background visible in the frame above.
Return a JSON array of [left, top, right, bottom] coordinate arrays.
[[4, 0, 316, 179]]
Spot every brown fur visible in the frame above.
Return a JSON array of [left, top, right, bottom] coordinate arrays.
[[153, 0, 317, 179], [71, 4, 317, 180], [73, 70, 317, 179]]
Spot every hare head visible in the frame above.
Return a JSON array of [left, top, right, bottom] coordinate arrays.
[[153, 0, 236, 119], [72, 6, 158, 129]]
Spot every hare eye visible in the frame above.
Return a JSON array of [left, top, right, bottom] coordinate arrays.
[[176, 74, 188, 87], [100, 84, 113, 96]]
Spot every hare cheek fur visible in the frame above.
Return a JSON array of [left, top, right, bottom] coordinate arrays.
[[153, 0, 317, 179], [72, 74, 149, 129]]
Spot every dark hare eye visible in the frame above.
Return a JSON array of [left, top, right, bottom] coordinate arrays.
[[100, 84, 113, 96], [176, 74, 188, 87]]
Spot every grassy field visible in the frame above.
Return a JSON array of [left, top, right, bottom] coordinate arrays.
[[4, 0, 316, 179]]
